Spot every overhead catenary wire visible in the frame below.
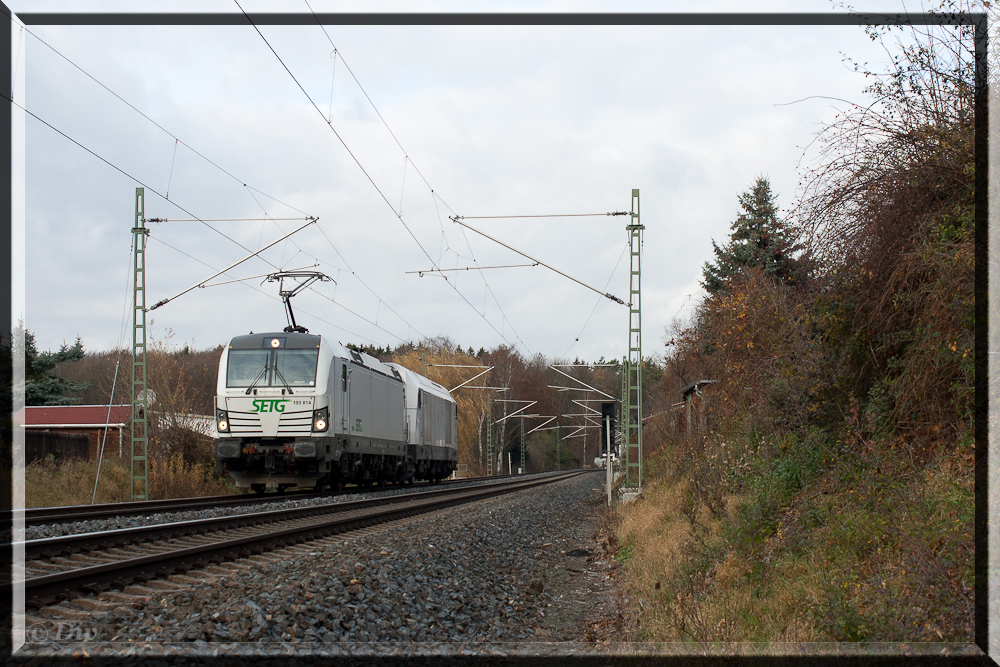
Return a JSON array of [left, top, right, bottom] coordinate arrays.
[[449, 216, 626, 305], [199, 263, 319, 288], [20, 18, 423, 348], [454, 212, 629, 219], [39, 23, 430, 347], [448, 203, 530, 354], [299, 2, 532, 355], [241, 2, 530, 355], [149, 217, 314, 222], [20, 24, 310, 217], [28, 12, 622, 359], [165, 138, 179, 200], [148, 236, 383, 345], [1, 88, 283, 269], [301, 4, 539, 358], [405, 263, 539, 276], [561, 241, 630, 359], [149, 219, 318, 311]]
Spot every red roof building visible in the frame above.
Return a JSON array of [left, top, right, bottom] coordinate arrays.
[[15, 405, 133, 461]]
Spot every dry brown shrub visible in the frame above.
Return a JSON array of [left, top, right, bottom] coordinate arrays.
[[148, 452, 233, 500]]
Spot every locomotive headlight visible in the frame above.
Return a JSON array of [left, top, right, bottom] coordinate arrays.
[[216, 409, 230, 433], [312, 407, 329, 432]]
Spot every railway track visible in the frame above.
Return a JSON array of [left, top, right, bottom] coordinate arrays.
[[18, 475, 488, 528], [10, 471, 585, 610]]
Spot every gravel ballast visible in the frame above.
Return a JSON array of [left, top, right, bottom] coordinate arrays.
[[20, 471, 626, 658], [24, 473, 555, 541]]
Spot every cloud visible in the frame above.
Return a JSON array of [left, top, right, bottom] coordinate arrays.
[[19, 9, 903, 364]]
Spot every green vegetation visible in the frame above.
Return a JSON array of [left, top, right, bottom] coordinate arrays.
[[23, 325, 89, 406], [701, 176, 810, 294], [611, 13, 974, 643]]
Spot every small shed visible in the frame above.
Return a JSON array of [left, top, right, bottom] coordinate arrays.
[[15, 405, 132, 462], [680, 380, 716, 433]]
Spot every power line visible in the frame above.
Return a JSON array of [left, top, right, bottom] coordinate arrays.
[[561, 241, 630, 360], [446, 193, 531, 356], [8, 83, 398, 347], [4, 89, 265, 262], [148, 217, 312, 222], [148, 236, 383, 345], [299, 1, 532, 355], [22, 24, 309, 217], [149, 232, 412, 345], [449, 216, 625, 305], [21, 19, 426, 348], [240, 2, 530, 354], [454, 212, 629, 219], [405, 263, 539, 275], [235, 193, 424, 343]]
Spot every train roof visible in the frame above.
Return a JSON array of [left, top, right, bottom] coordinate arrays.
[[226, 333, 453, 393], [385, 363, 455, 404], [228, 332, 321, 350]]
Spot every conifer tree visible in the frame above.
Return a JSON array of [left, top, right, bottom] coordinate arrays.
[[701, 177, 807, 293], [24, 330, 89, 405]]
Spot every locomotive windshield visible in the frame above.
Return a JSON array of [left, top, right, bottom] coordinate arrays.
[[227, 349, 318, 387]]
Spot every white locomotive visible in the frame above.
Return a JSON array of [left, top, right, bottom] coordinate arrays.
[[213, 331, 458, 493]]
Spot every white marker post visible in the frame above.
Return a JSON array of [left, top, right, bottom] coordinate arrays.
[[606, 415, 613, 506]]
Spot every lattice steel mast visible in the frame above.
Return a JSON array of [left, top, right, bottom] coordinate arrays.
[[486, 396, 493, 476], [622, 189, 643, 496], [131, 188, 149, 501]]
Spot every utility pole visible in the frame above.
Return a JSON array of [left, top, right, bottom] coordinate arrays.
[[622, 189, 643, 499], [421, 350, 427, 377], [520, 414, 525, 474], [606, 414, 613, 506], [131, 188, 149, 501], [556, 423, 561, 471], [486, 396, 493, 476]]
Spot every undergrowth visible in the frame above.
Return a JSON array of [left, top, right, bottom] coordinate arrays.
[[25, 454, 236, 508], [610, 425, 973, 643], [610, 11, 975, 643]]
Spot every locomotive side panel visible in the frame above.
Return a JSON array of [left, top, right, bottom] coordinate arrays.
[[347, 363, 373, 438], [385, 363, 459, 481]]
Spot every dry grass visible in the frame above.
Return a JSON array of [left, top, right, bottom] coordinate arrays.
[[24, 454, 235, 508], [613, 475, 817, 642], [25, 456, 132, 507], [612, 439, 973, 643]]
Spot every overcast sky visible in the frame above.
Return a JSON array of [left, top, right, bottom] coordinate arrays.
[[13, 1, 936, 363]]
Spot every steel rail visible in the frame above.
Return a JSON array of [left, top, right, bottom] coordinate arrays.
[[19, 476, 540, 562], [17, 475, 490, 528], [9, 471, 585, 609]]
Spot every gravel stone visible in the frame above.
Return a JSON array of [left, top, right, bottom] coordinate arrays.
[[26, 473, 556, 540], [22, 472, 630, 659]]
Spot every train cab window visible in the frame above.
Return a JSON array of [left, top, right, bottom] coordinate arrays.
[[341, 364, 348, 391], [227, 350, 270, 387], [417, 389, 422, 409], [273, 349, 318, 386]]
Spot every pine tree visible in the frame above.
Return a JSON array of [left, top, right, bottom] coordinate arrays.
[[24, 331, 89, 406], [701, 176, 808, 293]]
